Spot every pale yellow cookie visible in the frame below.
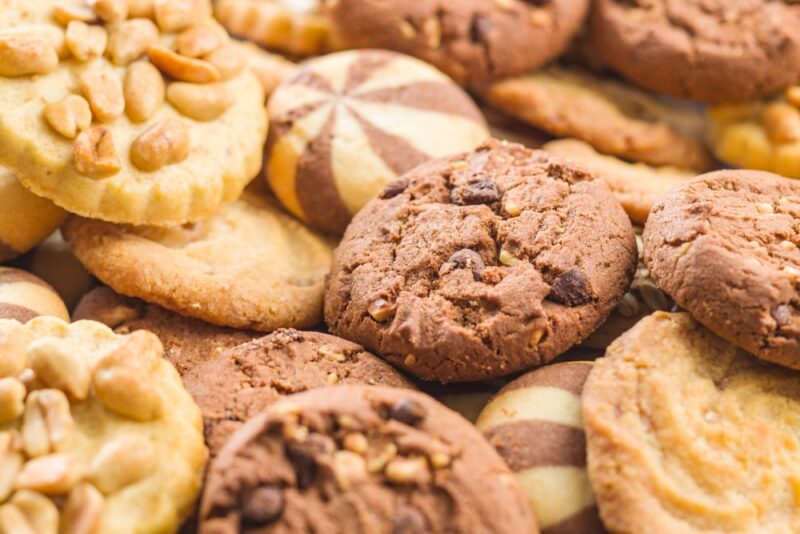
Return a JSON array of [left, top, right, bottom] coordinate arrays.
[[0, 316, 206, 533], [0, 0, 267, 225], [0, 267, 69, 323]]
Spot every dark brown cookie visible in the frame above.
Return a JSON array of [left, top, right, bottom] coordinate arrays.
[[590, 0, 800, 103], [324, 0, 590, 86], [199, 385, 538, 533], [183, 329, 415, 458], [325, 139, 637, 382], [644, 170, 800, 367]]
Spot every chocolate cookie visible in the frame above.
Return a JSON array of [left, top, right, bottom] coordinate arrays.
[[199, 385, 537, 533], [590, 0, 800, 103], [644, 170, 800, 367], [325, 139, 637, 382], [324, 0, 590, 86]]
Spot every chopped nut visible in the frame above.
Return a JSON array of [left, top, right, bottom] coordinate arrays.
[[154, 0, 212, 32], [95, 330, 162, 373], [0, 323, 28, 379], [0, 35, 59, 77], [332, 451, 367, 491], [94, 367, 162, 421], [368, 298, 395, 322], [318, 347, 346, 363], [528, 328, 545, 347], [761, 102, 800, 144], [74, 126, 121, 178], [15, 453, 83, 494], [124, 61, 165, 122], [204, 43, 245, 80], [429, 451, 451, 469], [367, 443, 397, 473], [80, 69, 125, 122], [504, 200, 521, 217], [0, 433, 24, 502], [22, 389, 74, 458], [403, 354, 416, 367], [779, 240, 797, 251], [166, 82, 233, 121], [384, 456, 430, 485], [529, 9, 551, 27], [61, 483, 104, 534], [65, 21, 107, 61], [106, 18, 159, 66], [52, 5, 97, 25], [422, 16, 441, 48], [498, 249, 518, 266], [90, 435, 155, 494], [756, 202, 775, 214], [93, 0, 129, 24], [44, 95, 92, 139], [27, 339, 91, 400], [0, 504, 34, 534], [343, 433, 368, 455], [0, 378, 25, 425], [786, 86, 800, 109], [128, 0, 155, 18], [326, 372, 339, 385], [10, 490, 59, 534], [785, 266, 800, 282], [148, 45, 221, 83], [175, 24, 225, 58], [130, 117, 191, 172], [399, 21, 417, 39]]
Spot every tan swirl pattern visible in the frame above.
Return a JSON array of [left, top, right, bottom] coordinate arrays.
[[0, 267, 69, 323]]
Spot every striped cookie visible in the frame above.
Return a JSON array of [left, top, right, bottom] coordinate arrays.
[[0, 267, 69, 322], [265, 49, 490, 234], [476, 362, 605, 534]]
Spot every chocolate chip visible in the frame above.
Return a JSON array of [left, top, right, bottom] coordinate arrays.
[[285, 433, 333, 489], [389, 399, 427, 426], [450, 180, 500, 205], [447, 249, 486, 281], [772, 304, 792, 327], [380, 179, 409, 199], [241, 486, 285, 526], [547, 267, 594, 306], [393, 505, 428, 534]]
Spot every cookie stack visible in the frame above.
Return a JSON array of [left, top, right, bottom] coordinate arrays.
[[1, 0, 799, 532]]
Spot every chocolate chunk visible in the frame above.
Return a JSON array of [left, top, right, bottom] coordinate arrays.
[[241, 486, 285, 526], [547, 267, 594, 306], [389, 399, 428, 426], [447, 249, 486, 280], [772, 304, 792, 327], [393, 505, 428, 534], [451, 180, 500, 205], [285, 433, 333, 489], [380, 179, 409, 199]]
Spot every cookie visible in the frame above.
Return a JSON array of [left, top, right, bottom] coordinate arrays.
[[0, 168, 66, 262], [644, 170, 800, 367], [484, 108, 549, 150], [29, 231, 94, 311], [0, 0, 267, 225], [583, 311, 800, 533], [0, 315, 206, 533], [324, 0, 590, 86], [236, 40, 294, 98], [420, 379, 506, 424], [64, 188, 335, 332], [199, 385, 537, 533], [325, 139, 637, 382], [543, 139, 696, 224], [590, 0, 800, 103], [709, 86, 800, 179], [265, 49, 489, 234], [0, 267, 69, 323], [476, 362, 605, 534], [483, 66, 715, 172]]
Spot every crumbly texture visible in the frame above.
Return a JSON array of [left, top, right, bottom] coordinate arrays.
[[483, 66, 715, 171], [325, 139, 637, 382], [64, 188, 335, 332], [0, 267, 69, 323], [199, 385, 537, 533], [183, 329, 415, 458], [0, 0, 267, 225], [584, 312, 800, 533], [477, 362, 604, 534], [324, 0, 589, 86], [590, 0, 800, 103], [265, 49, 489, 234], [0, 316, 207, 534], [644, 170, 800, 367], [543, 139, 696, 225]]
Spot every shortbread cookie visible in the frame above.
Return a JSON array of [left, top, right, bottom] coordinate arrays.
[[0, 0, 267, 225], [0, 316, 206, 534], [184, 329, 415, 457], [477, 362, 604, 534], [0, 168, 66, 262], [543, 139, 696, 224], [216, 0, 338, 56], [644, 170, 800, 367], [199, 385, 537, 533], [324, 0, 589, 86], [584, 312, 800, 533], [590, 0, 800, 103], [236, 40, 294, 98], [265, 49, 489, 234], [65, 188, 335, 332], [326, 140, 637, 382], [484, 66, 715, 172], [709, 86, 800, 179], [0, 267, 69, 322]]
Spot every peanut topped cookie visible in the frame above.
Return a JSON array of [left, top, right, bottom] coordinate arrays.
[[325, 140, 637, 382], [0, 316, 206, 533], [0, 0, 267, 225]]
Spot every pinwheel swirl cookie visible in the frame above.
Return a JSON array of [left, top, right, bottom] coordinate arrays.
[[0, 0, 267, 225], [265, 49, 489, 234]]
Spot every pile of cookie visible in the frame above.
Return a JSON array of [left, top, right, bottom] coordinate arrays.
[[0, 0, 798, 532]]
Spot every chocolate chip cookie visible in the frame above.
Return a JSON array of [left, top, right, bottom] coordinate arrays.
[[199, 385, 537, 533], [644, 170, 800, 368], [325, 139, 637, 382]]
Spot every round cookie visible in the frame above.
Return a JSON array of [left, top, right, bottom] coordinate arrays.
[[0, 267, 69, 322], [0, 168, 66, 262], [583, 311, 800, 533], [590, 0, 800, 103], [29, 231, 94, 311], [644, 170, 800, 367], [265, 49, 489, 234], [0, 316, 206, 533], [183, 329, 415, 457], [476, 362, 605, 534], [0, 0, 267, 225], [199, 385, 537, 533], [325, 139, 637, 382], [64, 188, 335, 332], [483, 66, 715, 172], [323, 0, 590, 86]]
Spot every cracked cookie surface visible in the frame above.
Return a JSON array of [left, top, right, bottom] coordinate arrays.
[[644, 170, 800, 367], [325, 139, 637, 382]]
